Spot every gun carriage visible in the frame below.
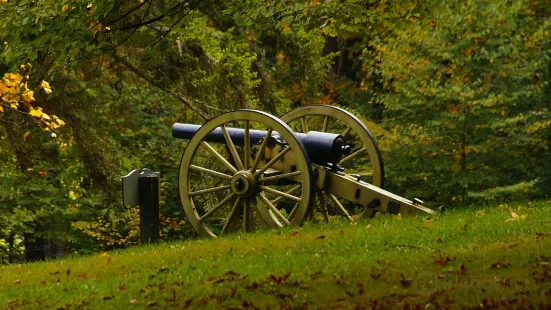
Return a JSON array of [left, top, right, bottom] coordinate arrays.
[[173, 105, 435, 238]]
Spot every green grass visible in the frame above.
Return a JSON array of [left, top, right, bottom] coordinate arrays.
[[1, 201, 550, 309]]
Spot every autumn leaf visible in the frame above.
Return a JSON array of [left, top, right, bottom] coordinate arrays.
[[399, 273, 412, 288], [23, 131, 30, 142], [506, 211, 527, 222], [40, 80, 52, 94], [29, 107, 43, 118], [290, 231, 299, 236], [434, 255, 452, 266]]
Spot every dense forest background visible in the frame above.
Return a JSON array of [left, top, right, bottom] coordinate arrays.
[[1, 0, 550, 262]]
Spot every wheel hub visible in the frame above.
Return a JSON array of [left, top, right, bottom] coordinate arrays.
[[230, 171, 257, 196]]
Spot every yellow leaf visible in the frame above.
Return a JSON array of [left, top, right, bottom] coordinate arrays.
[[29, 107, 43, 118], [23, 131, 30, 142], [62, 4, 69, 12], [506, 211, 526, 222], [99, 252, 108, 257], [0, 105, 3, 112], [22, 90, 35, 103], [40, 80, 52, 94]]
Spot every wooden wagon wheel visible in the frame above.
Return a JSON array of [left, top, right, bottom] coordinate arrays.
[[179, 110, 313, 238], [280, 105, 385, 222]]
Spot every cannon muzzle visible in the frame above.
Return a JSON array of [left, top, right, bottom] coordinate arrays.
[[172, 123, 348, 164]]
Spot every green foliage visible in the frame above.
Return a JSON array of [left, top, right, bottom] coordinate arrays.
[[362, 0, 551, 205]]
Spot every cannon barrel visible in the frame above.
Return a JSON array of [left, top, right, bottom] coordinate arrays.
[[172, 123, 348, 164]]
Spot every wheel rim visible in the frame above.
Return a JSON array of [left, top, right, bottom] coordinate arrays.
[[179, 110, 312, 237], [281, 104, 384, 222]]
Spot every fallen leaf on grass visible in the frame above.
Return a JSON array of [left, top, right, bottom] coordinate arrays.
[[400, 273, 412, 288], [491, 259, 511, 269], [129, 299, 138, 304], [99, 252, 108, 257], [80, 272, 86, 279], [223, 270, 240, 277], [370, 273, 382, 279], [536, 232, 549, 240], [434, 255, 452, 266], [66, 269, 71, 276], [183, 298, 193, 308], [316, 235, 326, 240], [290, 231, 300, 237], [103, 296, 113, 301], [147, 301, 158, 307], [14, 279, 20, 284], [506, 211, 527, 222], [173, 281, 182, 287], [276, 293, 296, 300], [270, 272, 291, 284]]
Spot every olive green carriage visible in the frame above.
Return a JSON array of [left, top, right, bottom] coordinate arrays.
[[172, 105, 435, 238]]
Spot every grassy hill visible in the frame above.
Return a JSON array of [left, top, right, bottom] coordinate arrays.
[[1, 201, 550, 309]]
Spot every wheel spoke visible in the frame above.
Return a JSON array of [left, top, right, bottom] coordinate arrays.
[[222, 124, 244, 170], [328, 194, 355, 222], [220, 197, 241, 236], [341, 126, 352, 139], [300, 117, 309, 133], [257, 195, 291, 225], [322, 116, 329, 132], [261, 185, 301, 202], [199, 193, 236, 221], [250, 128, 273, 173], [202, 141, 238, 174], [254, 145, 291, 178], [243, 198, 249, 232], [190, 165, 232, 180], [189, 185, 230, 197], [338, 147, 367, 165], [244, 121, 250, 169], [259, 171, 301, 182], [271, 184, 301, 205], [287, 201, 300, 220], [318, 191, 329, 222]]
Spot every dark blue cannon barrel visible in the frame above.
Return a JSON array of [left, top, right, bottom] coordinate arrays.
[[172, 123, 348, 164]]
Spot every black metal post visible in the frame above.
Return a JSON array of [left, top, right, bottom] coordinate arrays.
[[138, 174, 160, 244]]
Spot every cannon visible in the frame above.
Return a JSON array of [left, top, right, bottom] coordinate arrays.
[[173, 105, 436, 238]]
